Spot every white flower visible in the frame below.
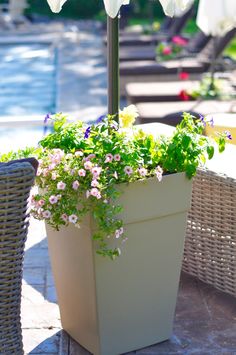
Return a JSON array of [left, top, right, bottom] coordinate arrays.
[[155, 166, 163, 182], [69, 214, 78, 224]]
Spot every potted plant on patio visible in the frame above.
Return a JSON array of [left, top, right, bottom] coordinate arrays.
[[26, 107, 228, 355]]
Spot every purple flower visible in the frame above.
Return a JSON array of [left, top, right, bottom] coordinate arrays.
[[225, 131, 232, 140], [44, 113, 51, 124], [96, 115, 106, 124], [84, 126, 91, 139], [209, 117, 214, 127], [199, 115, 206, 126]]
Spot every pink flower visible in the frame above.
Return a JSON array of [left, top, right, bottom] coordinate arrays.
[[51, 172, 57, 180], [70, 169, 75, 175], [138, 167, 147, 177], [78, 169, 86, 177], [38, 199, 45, 207], [155, 166, 163, 182], [86, 190, 90, 198], [113, 171, 118, 179], [114, 154, 121, 161], [124, 166, 133, 175], [91, 166, 102, 178], [84, 161, 93, 170], [172, 36, 188, 46], [57, 181, 66, 190], [69, 214, 78, 224], [90, 188, 100, 198], [72, 180, 80, 190], [49, 195, 58, 204], [115, 227, 124, 239], [91, 180, 99, 187], [42, 210, 51, 219], [162, 46, 172, 55], [49, 149, 64, 164], [179, 71, 189, 80], [105, 153, 113, 163], [61, 213, 68, 222], [48, 163, 56, 170]]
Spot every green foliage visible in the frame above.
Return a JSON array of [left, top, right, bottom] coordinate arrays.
[[0, 111, 228, 260]]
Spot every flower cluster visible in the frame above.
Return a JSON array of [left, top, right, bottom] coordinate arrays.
[[156, 36, 188, 61], [1, 107, 229, 260], [178, 76, 234, 101]]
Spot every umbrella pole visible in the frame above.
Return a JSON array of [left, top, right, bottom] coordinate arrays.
[[107, 15, 119, 122], [210, 37, 217, 90]]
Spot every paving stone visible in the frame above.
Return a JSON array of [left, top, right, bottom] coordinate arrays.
[[23, 328, 61, 354], [24, 248, 50, 268], [22, 301, 60, 329], [23, 267, 46, 286], [69, 337, 91, 355], [59, 331, 69, 355], [21, 284, 45, 305], [45, 286, 58, 303]]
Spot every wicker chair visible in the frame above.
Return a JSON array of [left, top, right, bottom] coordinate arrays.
[[0, 160, 37, 354], [183, 167, 236, 298]]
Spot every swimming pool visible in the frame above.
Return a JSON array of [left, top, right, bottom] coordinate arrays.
[[0, 43, 56, 152]]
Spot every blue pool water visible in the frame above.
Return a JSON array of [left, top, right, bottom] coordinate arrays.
[[0, 43, 56, 152], [0, 43, 56, 115]]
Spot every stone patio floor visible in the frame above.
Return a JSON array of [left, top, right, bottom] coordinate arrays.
[[12, 20, 235, 354], [22, 220, 236, 355]]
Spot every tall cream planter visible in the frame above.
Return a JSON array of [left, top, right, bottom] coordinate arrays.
[[47, 172, 192, 355]]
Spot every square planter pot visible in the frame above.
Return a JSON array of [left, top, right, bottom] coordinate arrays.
[[47, 172, 192, 355]]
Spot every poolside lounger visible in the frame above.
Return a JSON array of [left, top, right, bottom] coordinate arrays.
[[120, 28, 236, 95], [126, 73, 236, 104], [135, 100, 236, 126], [120, 31, 211, 62], [126, 80, 200, 103], [118, 4, 195, 46]]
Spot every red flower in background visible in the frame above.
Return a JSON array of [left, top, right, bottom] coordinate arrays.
[[172, 36, 188, 46], [179, 71, 189, 80], [179, 90, 190, 101], [162, 46, 172, 55]]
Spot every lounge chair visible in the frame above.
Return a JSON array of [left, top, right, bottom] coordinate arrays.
[[118, 4, 195, 46], [135, 100, 236, 126], [120, 28, 236, 95], [126, 71, 236, 103], [120, 30, 211, 62]]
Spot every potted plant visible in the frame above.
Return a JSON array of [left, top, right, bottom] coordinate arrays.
[[22, 107, 228, 355]]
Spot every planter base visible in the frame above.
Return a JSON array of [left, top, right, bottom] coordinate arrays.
[[47, 173, 192, 355]]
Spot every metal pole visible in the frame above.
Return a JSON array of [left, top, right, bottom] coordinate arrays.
[[107, 15, 119, 122]]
